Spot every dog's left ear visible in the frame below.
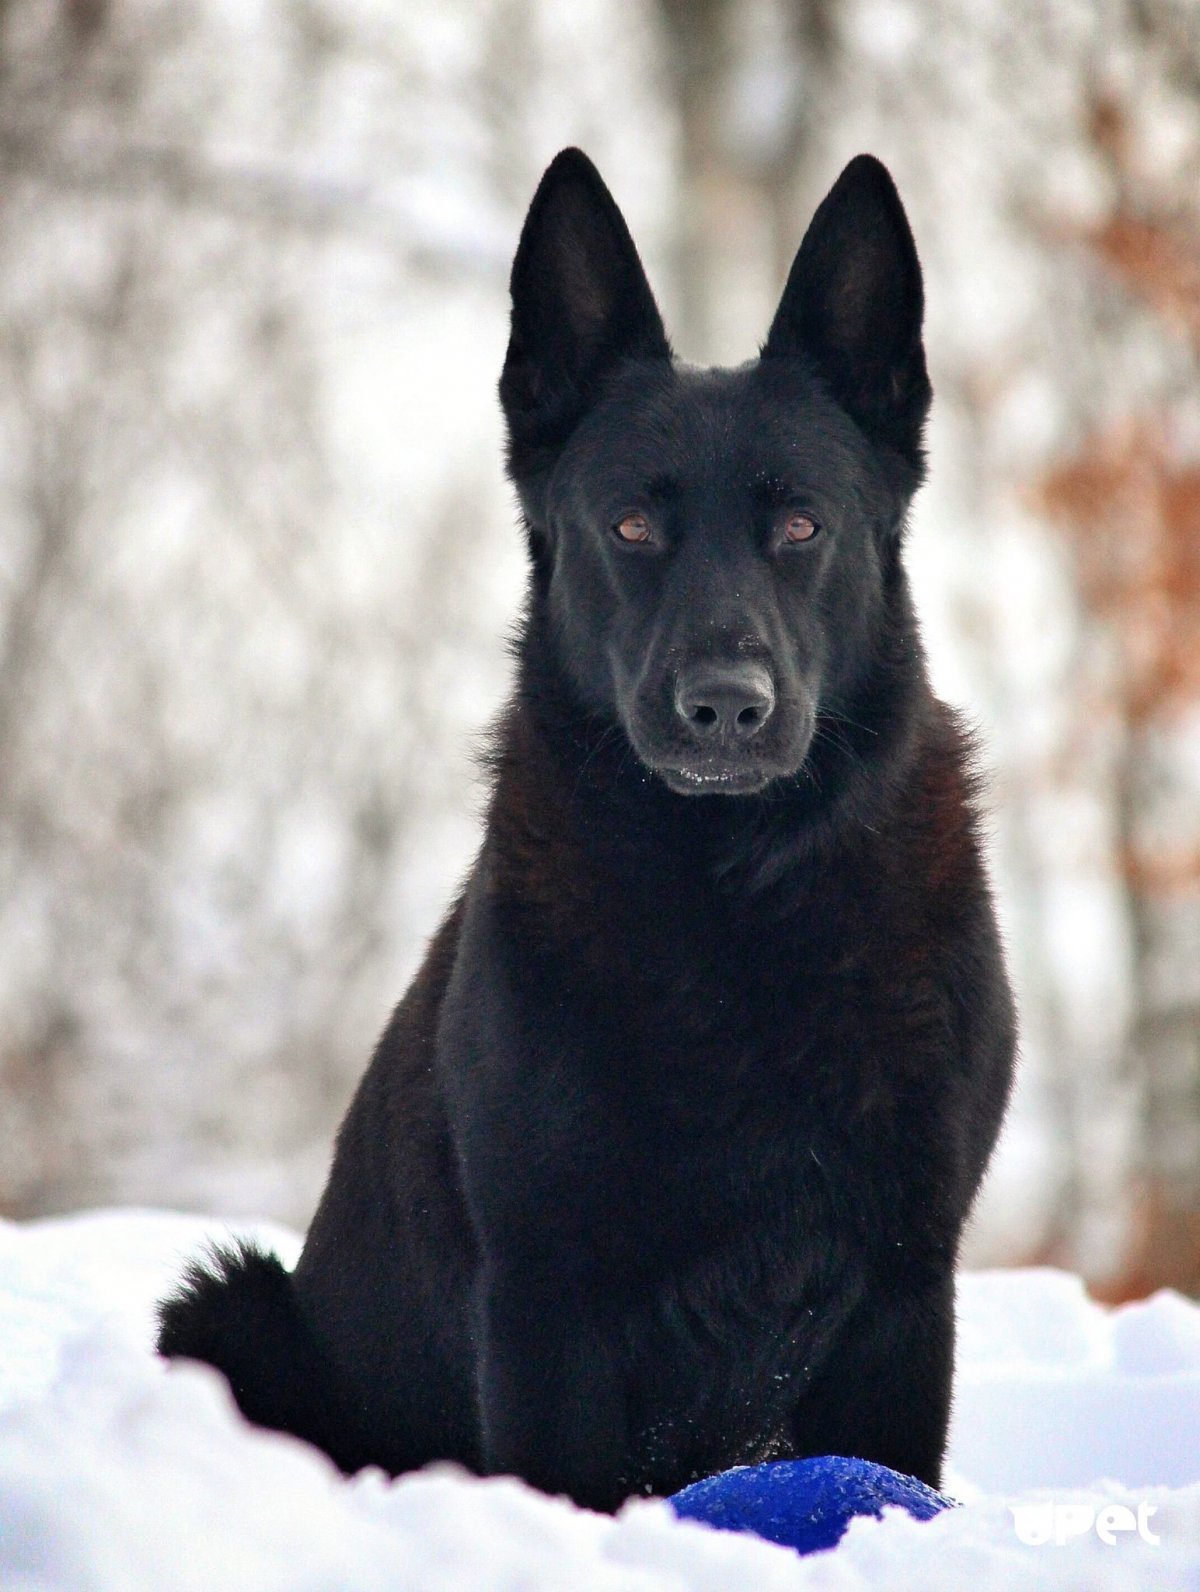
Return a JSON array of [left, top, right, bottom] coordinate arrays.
[[762, 156, 930, 473], [500, 149, 671, 470]]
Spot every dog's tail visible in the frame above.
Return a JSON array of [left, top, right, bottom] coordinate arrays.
[[157, 1241, 354, 1470]]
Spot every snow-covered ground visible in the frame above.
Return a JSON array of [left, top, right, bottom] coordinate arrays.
[[1, 1210, 1198, 1590]]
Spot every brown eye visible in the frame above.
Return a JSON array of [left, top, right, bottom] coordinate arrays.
[[615, 512, 651, 544], [783, 511, 819, 544]]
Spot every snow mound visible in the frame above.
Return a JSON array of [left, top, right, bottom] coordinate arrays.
[[950, 1268, 1200, 1492], [1, 1210, 1198, 1590]]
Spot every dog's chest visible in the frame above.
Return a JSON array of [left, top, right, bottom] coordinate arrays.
[[486, 814, 950, 1263]]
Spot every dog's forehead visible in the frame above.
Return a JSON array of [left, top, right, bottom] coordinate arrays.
[[578, 360, 869, 492]]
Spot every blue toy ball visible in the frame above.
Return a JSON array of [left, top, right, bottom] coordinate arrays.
[[669, 1454, 954, 1556]]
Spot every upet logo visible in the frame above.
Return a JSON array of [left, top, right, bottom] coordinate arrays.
[[1010, 1501, 1161, 1547]]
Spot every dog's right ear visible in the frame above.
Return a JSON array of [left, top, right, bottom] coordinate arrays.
[[500, 149, 671, 471], [762, 155, 931, 476]]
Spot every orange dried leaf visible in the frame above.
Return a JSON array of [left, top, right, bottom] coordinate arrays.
[[1088, 215, 1200, 345]]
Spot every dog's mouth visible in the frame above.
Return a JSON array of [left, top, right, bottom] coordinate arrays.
[[652, 762, 778, 797], [632, 716, 814, 798], [630, 721, 812, 797]]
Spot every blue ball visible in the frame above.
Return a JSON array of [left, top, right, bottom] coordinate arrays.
[[668, 1454, 954, 1556]]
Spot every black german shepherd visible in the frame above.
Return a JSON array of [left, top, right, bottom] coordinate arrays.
[[159, 149, 1015, 1511]]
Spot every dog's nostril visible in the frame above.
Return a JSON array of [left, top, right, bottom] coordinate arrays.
[[693, 705, 718, 726], [736, 705, 761, 728]]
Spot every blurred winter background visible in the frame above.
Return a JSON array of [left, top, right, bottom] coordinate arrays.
[[0, 0, 1197, 1302]]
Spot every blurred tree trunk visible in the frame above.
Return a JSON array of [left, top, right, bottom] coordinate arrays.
[[1038, 411, 1200, 1297], [1035, 74, 1200, 1289], [654, 0, 832, 361], [0, 1, 518, 1221]]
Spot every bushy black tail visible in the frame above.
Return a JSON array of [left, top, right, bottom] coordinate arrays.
[[157, 1241, 356, 1471]]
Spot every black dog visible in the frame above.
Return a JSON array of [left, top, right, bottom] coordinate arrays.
[[159, 149, 1015, 1511]]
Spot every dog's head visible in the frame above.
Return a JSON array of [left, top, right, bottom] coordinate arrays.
[[499, 150, 931, 797]]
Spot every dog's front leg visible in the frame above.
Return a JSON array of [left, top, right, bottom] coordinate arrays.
[[786, 1270, 955, 1489], [440, 900, 637, 1509], [475, 1260, 632, 1512]]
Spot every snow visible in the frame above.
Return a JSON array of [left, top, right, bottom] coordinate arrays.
[[949, 1269, 1200, 1494], [1, 1211, 1198, 1590]]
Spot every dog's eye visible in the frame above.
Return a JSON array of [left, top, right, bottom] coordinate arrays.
[[782, 511, 819, 544], [614, 512, 652, 544]]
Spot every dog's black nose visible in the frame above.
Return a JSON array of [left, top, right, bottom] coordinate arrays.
[[675, 663, 776, 741]]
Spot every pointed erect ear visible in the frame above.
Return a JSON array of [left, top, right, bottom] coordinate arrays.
[[499, 149, 671, 464], [762, 156, 931, 472]]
